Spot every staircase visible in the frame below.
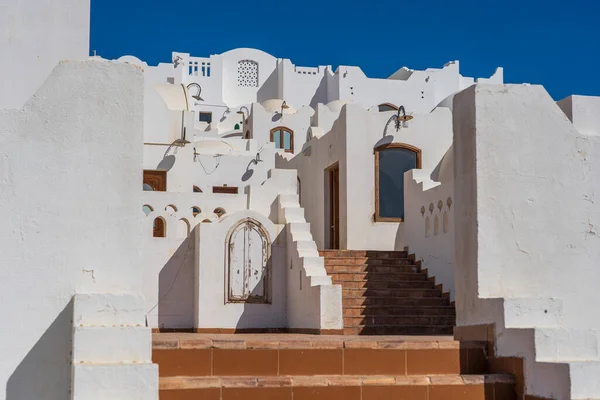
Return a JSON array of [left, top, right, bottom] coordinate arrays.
[[320, 249, 455, 335], [155, 333, 516, 399]]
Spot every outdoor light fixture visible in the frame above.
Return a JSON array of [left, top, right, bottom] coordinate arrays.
[[236, 106, 250, 117], [237, 106, 250, 124], [394, 105, 413, 130], [186, 83, 203, 101], [281, 101, 289, 111], [382, 105, 413, 136]]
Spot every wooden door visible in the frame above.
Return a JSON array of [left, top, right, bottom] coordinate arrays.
[[329, 165, 340, 249], [227, 219, 270, 303]]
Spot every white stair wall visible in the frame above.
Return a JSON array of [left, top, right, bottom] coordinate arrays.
[[71, 293, 158, 400]]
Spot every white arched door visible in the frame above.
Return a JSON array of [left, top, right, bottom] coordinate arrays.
[[227, 219, 270, 303]]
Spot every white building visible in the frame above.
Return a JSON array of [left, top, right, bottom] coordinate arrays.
[[3, 0, 600, 399]]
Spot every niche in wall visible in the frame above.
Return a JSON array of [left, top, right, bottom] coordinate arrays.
[[226, 218, 271, 304]]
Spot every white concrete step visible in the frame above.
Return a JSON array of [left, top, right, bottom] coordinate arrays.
[[73, 326, 152, 364], [289, 222, 311, 235], [279, 194, 300, 207], [535, 328, 600, 362], [570, 361, 600, 399], [283, 207, 305, 223], [71, 363, 158, 400], [73, 293, 146, 327]]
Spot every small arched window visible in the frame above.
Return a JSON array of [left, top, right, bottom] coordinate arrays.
[[375, 143, 422, 222], [434, 215, 440, 236], [378, 103, 398, 112], [153, 217, 166, 238], [270, 127, 294, 153], [425, 216, 431, 238]]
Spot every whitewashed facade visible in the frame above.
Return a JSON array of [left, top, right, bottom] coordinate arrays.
[[3, 0, 600, 398]]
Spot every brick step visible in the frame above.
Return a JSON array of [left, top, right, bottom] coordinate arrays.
[[159, 374, 516, 400], [344, 315, 456, 327], [334, 280, 435, 290], [343, 305, 456, 317], [153, 334, 488, 377], [318, 250, 409, 258], [324, 257, 415, 266], [342, 288, 442, 298], [343, 325, 455, 335], [329, 272, 429, 282], [326, 265, 421, 273], [343, 297, 450, 307]]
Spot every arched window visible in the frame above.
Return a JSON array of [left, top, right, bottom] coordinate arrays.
[[378, 103, 398, 112], [270, 127, 294, 153], [375, 143, 422, 222], [434, 215, 440, 236], [425, 216, 431, 238], [142, 205, 154, 216], [153, 217, 166, 238]]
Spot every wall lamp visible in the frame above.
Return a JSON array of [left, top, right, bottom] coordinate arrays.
[[382, 105, 413, 136], [187, 83, 203, 101]]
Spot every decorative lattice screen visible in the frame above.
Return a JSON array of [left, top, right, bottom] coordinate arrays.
[[237, 60, 259, 87]]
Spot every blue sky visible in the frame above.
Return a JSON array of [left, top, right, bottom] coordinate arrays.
[[90, 0, 599, 100]]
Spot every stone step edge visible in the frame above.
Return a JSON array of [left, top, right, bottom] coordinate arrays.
[[160, 374, 515, 390], [343, 305, 455, 309], [153, 338, 483, 350]]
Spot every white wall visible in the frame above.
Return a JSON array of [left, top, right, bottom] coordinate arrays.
[[453, 84, 600, 399], [557, 95, 600, 136], [195, 211, 287, 329], [0, 0, 91, 109], [249, 102, 313, 156], [329, 62, 503, 114], [0, 59, 145, 400], [280, 104, 453, 251], [143, 140, 279, 193]]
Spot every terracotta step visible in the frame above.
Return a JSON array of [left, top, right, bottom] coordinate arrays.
[[159, 374, 516, 400], [343, 305, 456, 317], [342, 288, 442, 298], [326, 265, 420, 273], [344, 315, 456, 327], [329, 272, 428, 281], [324, 257, 415, 266], [153, 333, 488, 377], [343, 325, 455, 335], [343, 297, 450, 307], [318, 250, 409, 258], [334, 280, 435, 290]]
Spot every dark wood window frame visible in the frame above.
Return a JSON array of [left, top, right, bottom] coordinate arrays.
[[270, 126, 294, 153], [143, 170, 167, 192], [378, 103, 399, 112], [199, 111, 213, 124], [213, 186, 239, 194], [374, 143, 422, 222]]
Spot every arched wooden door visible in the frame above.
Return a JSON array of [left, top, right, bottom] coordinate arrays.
[[227, 219, 270, 304]]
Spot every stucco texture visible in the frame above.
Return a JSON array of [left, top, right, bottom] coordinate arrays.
[[0, 59, 145, 400]]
